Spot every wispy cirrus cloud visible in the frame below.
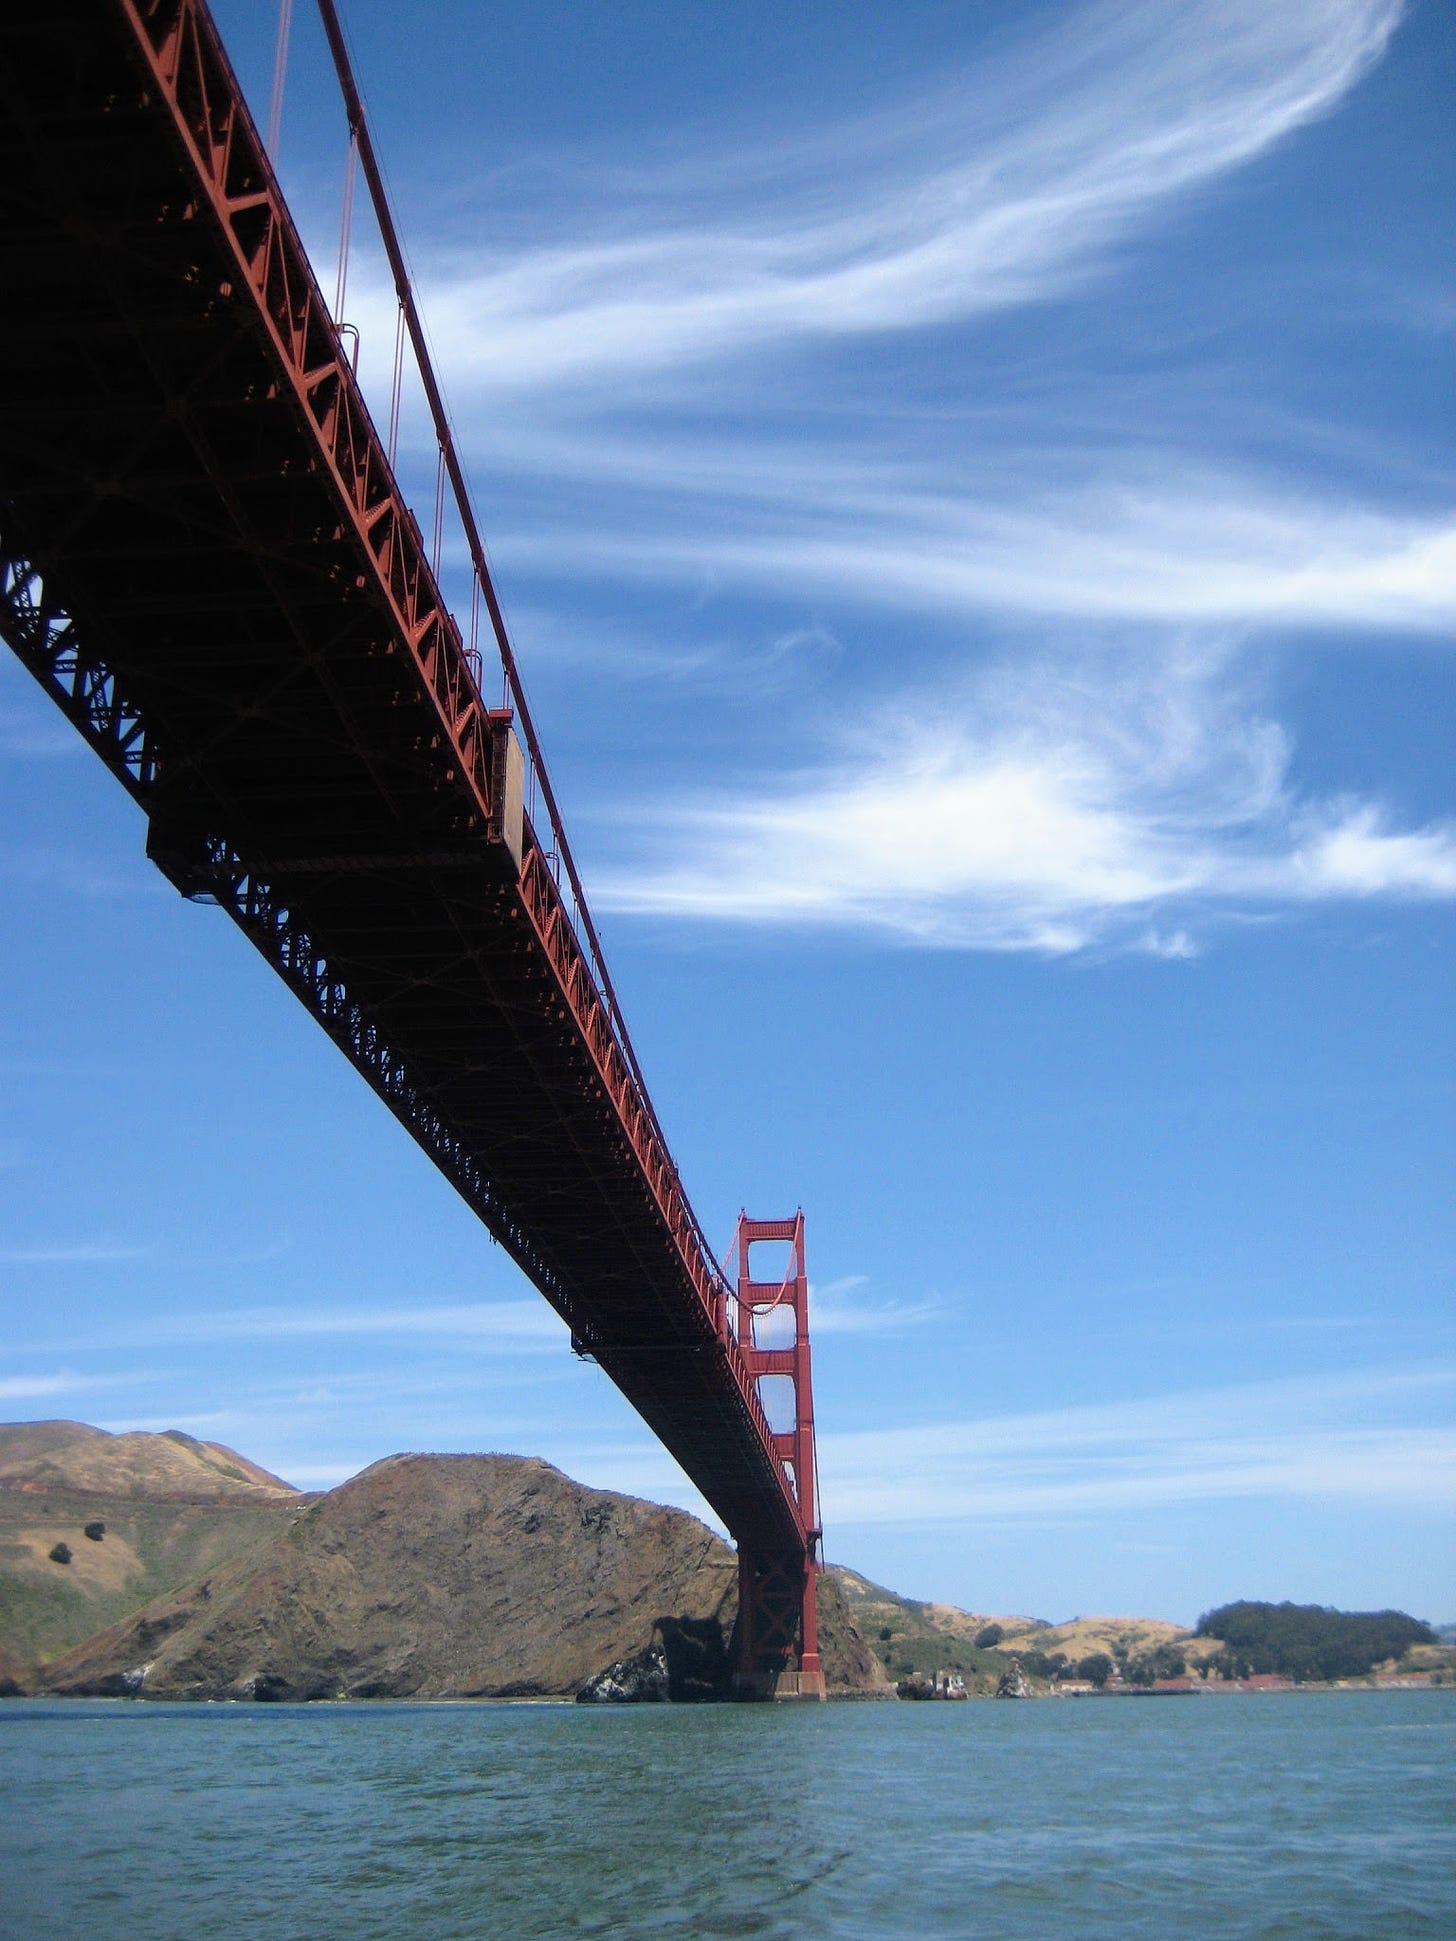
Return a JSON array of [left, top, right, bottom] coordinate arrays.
[[117, 1300, 566, 1351], [0, 1370, 156, 1400], [499, 466, 1455, 637], [743, 1275, 941, 1347], [376, 0, 1401, 397], [593, 646, 1456, 953], [502, 601, 842, 694], [0, 1241, 148, 1267], [820, 1363, 1456, 1524], [808, 1276, 942, 1338], [356, 0, 1447, 985]]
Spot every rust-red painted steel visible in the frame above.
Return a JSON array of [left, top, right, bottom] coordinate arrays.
[[0, 0, 812, 1565]]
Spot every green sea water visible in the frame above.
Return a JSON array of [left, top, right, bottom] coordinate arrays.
[[2, 1690, 1452, 1939]]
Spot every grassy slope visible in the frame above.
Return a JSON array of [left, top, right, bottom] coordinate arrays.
[[0, 1491, 304, 1668], [0, 1421, 304, 1671]]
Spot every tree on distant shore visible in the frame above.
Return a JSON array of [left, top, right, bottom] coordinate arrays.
[[1126, 1643, 1186, 1685], [1013, 1648, 1060, 1680], [1076, 1653, 1113, 1687], [1196, 1602, 1434, 1682]]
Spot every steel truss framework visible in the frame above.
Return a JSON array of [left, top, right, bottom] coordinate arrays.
[[0, 0, 822, 1686]]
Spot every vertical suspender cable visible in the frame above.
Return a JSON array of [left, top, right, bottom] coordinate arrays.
[[431, 446, 445, 579], [387, 303, 405, 466], [334, 133, 357, 325], [266, 0, 293, 161]]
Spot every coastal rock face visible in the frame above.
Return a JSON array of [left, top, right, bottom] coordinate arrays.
[[816, 1579, 888, 1695], [41, 1453, 887, 1701], [995, 1659, 1034, 1699], [578, 1646, 671, 1703], [578, 1612, 763, 1703]]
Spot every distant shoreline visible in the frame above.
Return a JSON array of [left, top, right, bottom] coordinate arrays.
[[4, 1680, 1450, 1710]]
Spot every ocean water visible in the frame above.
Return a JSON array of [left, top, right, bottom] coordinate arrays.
[[2, 1691, 1452, 1939]]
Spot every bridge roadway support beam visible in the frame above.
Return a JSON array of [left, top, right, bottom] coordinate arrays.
[[731, 1213, 826, 1700]]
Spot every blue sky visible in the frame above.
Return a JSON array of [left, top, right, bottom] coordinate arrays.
[[2, 0, 1452, 1625]]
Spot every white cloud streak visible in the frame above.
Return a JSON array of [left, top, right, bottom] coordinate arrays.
[[820, 1364, 1456, 1523], [0, 1370, 152, 1400], [121, 1300, 567, 1351], [384, 0, 1402, 396], [0, 1242, 147, 1266], [593, 646, 1456, 952], [348, 0, 1448, 982], [807, 1275, 942, 1337], [502, 472, 1455, 636], [344, 0, 1444, 653]]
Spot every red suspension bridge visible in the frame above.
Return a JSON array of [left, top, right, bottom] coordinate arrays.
[[0, 0, 824, 1698]]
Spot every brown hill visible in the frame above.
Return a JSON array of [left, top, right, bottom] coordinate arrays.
[[0, 1421, 305, 1680], [42, 1452, 887, 1701], [0, 1420, 296, 1499]]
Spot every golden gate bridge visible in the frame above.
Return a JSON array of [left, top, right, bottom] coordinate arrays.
[[0, 0, 825, 1697]]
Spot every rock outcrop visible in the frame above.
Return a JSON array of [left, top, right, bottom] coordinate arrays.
[[577, 1613, 742, 1702], [577, 1646, 670, 1703], [996, 1657, 1034, 1699]]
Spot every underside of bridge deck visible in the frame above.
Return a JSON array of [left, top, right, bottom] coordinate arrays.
[[0, 0, 822, 1687]]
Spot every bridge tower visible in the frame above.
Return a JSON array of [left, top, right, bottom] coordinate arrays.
[[732, 1212, 825, 1699]]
